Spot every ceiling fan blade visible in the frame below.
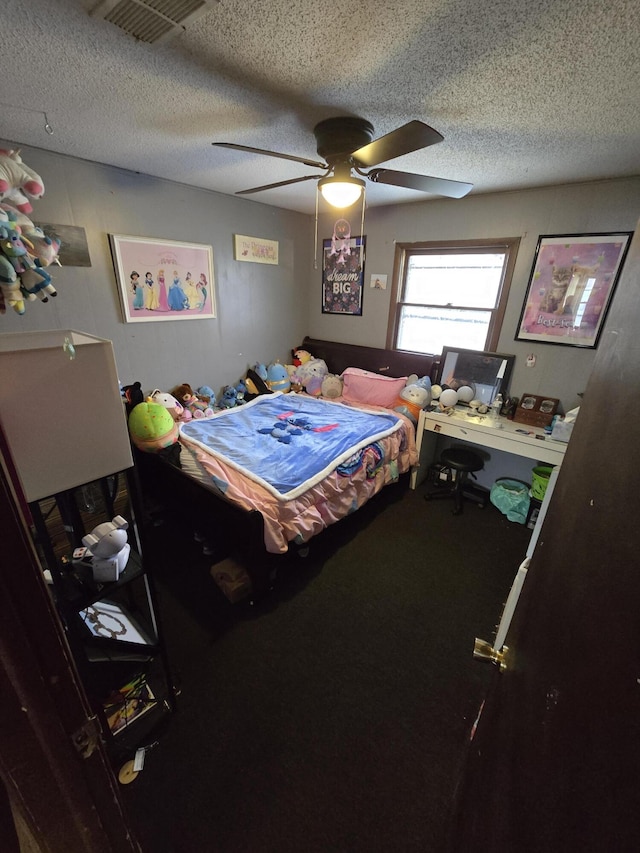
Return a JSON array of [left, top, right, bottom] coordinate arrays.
[[235, 174, 322, 196], [368, 168, 473, 199], [213, 142, 326, 170], [351, 120, 444, 167]]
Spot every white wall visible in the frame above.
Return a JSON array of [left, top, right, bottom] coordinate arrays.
[[0, 143, 313, 397], [310, 177, 640, 413]]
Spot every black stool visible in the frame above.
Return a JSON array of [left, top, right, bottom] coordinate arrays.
[[424, 447, 485, 515]]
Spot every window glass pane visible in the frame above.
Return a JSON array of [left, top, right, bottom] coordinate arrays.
[[397, 306, 492, 355], [405, 253, 505, 308]]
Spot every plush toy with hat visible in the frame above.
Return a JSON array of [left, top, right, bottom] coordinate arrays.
[[266, 361, 291, 393], [394, 376, 432, 424], [244, 363, 273, 401]]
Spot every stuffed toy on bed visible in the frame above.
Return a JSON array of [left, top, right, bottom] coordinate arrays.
[[297, 357, 329, 397], [121, 381, 144, 416], [171, 383, 214, 418], [244, 364, 273, 401], [394, 376, 432, 424], [128, 401, 179, 452], [321, 374, 343, 400], [266, 361, 291, 393], [149, 389, 185, 422]]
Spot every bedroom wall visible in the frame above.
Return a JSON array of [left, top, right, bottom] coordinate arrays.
[[310, 176, 640, 414], [0, 142, 313, 396]]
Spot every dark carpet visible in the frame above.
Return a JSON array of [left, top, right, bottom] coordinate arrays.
[[122, 477, 530, 853]]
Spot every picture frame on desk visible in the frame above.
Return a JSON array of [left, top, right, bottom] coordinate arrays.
[[515, 232, 632, 348]]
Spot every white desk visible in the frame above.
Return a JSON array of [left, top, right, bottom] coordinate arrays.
[[410, 406, 567, 490]]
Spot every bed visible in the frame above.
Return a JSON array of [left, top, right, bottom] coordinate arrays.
[[135, 338, 438, 600]]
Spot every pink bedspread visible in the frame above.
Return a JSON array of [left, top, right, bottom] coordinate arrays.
[[179, 401, 418, 554]]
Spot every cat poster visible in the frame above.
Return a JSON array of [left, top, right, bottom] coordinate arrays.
[[515, 232, 632, 348]]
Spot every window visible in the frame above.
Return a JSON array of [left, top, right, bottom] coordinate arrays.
[[387, 238, 520, 355]]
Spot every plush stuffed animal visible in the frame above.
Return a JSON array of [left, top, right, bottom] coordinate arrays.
[[171, 383, 214, 418], [0, 227, 57, 302], [321, 374, 343, 400], [292, 348, 312, 367], [121, 381, 144, 416], [0, 150, 44, 214], [82, 515, 130, 582], [266, 361, 291, 393], [148, 389, 185, 422], [128, 401, 179, 453], [394, 376, 432, 424], [244, 365, 272, 401], [197, 386, 217, 408], [297, 357, 329, 396], [219, 385, 238, 408]]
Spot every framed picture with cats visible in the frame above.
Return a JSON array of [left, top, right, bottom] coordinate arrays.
[[515, 232, 632, 348]]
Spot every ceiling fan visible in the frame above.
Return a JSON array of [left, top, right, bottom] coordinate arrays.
[[213, 116, 473, 208]]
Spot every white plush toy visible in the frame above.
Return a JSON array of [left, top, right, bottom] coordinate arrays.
[[0, 150, 45, 214], [82, 515, 130, 582], [148, 389, 185, 422]]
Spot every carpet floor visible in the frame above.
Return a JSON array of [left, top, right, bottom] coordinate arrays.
[[122, 477, 531, 852]]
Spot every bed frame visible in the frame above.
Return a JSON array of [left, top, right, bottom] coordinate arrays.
[[136, 339, 439, 599]]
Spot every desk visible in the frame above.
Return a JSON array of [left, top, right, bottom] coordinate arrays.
[[410, 407, 567, 490]]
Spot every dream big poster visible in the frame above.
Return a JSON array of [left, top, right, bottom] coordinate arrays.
[[321, 227, 366, 316]]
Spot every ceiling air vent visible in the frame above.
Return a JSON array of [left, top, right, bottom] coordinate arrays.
[[91, 0, 215, 44]]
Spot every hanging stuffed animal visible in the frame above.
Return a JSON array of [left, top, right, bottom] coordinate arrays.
[[0, 150, 45, 214]]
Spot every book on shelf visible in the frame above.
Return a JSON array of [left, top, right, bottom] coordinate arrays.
[[102, 672, 156, 735]]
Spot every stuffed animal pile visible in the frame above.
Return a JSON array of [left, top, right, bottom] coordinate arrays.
[[0, 150, 61, 315], [170, 383, 215, 419]]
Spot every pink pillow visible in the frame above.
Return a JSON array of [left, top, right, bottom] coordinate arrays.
[[341, 367, 407, 408]]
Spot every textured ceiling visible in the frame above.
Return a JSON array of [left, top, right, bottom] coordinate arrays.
[[3, 0, 640, 214]]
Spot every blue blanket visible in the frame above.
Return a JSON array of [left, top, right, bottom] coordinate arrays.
[[179, 392, 401, 499]]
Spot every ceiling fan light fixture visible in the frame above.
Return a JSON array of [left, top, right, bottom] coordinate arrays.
[[318, 175, 365, 208]]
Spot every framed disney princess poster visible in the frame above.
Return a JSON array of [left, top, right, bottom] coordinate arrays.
[[110, 234, 216, 323]]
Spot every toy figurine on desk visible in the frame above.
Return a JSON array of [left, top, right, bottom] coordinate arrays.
[[81, 515, 130, 582]]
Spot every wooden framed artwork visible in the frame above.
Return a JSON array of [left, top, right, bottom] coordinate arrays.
[[233, 234, 279, 264], [515, 232, 632, 348], [110, 234, 216, 323]]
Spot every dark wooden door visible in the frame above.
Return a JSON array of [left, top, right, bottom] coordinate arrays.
[[451, 223, 640, 853]]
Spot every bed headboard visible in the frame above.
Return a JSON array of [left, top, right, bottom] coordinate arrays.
[[301, 337, 439, 381]]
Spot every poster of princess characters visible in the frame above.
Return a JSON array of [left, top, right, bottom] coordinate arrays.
[[110, 234, 216, 323]]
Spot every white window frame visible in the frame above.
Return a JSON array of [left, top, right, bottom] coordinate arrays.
[[387, 237, 520, 355]]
